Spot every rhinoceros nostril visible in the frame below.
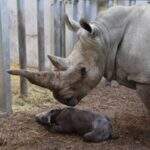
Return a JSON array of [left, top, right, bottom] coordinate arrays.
[[65, 96, 78, 107], [66, 97, 74, 102]]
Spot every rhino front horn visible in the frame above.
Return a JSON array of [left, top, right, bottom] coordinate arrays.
[[7, 69, 56, 90], [47, 55, 68, 71]]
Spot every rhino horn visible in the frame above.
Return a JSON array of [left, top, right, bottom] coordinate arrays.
[[7, 69, 56, 90], [47, 55, 68, 71], [64, 14, 80, 32]]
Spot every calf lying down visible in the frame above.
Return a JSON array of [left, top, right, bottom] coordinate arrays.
[[35, 108, 113, 142]]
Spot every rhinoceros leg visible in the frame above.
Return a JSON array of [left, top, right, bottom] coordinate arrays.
[[136, 84, 150, 114], [83, 129, 111, 142], [51, 125, 65, 133]]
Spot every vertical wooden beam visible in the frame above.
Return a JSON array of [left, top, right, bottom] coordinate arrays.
[[0, 0, 12, 116], [79, 0, 86, 18], [50, 0, 55, 56], [54, 0, 61, 56], [37, 0, 45, 71], [73, 0, 79, 21], [89, 0, 98, 21], [83, 0, 87, 18], [97, 0, 108, 12], [54, 0, 66, 57], [86, 0, 92, 20], [108, 0, 114, 7], [17, 0, 28, 97], [60, 0, 66, 57], [73, 0, 78, 43], [65, 0, 74, 56], [117, 0, 126, 5], [129, 0, 136, 6]]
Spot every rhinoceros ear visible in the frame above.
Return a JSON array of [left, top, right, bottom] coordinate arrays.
[[79, 18, 92, 33], [64, 14, 80, 32], [47, 55, 68, 71]]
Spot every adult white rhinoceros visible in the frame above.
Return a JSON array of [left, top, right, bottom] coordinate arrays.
[[8, 6, 150, 113]]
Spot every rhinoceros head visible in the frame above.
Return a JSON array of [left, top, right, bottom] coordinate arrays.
[[8, 15, 108, 106]]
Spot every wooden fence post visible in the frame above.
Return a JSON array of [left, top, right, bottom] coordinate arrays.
[[37, 0, 45, 71], [73, 0, 78, 43], [65, 0, 74, 56], [49, 0, 55, 56], [60, 0, 66, 57], [129, 0, 136, 6], [17, 0, 28, 97], [54, 0, 61, 56], [0, 0, 12, 116], [54, 0, 66, 57]]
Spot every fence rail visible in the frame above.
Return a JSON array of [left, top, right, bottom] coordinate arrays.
[[1, 0, 150, 115]]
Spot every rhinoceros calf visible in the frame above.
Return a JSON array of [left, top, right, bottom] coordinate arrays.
[[35, 108, 112, 142], [8, 5, 150, 114]]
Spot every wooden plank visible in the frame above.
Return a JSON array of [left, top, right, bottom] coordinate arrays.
[[54, 0, 66, 57], [0, 0, 12, 115], [49, 0, 55, 57], [78, 0, 86, 18], [129, 0, 136, 6], [73, 0, 79, 43], [54, 0, 61, 56], [37, 0, 45, 71], [65, 1, 74, 56], [85, 0, 92, 20], [60, 0, 66, 57], [17, 0, 28, 97], [97, 0, 108, 12]]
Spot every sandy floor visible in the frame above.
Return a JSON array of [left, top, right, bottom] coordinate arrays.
[[0, 78, 150, 150]]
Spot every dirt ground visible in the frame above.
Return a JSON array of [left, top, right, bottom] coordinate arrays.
[[0, 77, 150, 150]]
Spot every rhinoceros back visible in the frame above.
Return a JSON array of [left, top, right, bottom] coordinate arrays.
[[116, 6, 150, 84]]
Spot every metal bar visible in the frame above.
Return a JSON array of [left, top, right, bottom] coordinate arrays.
[[0, 0, 12, 115], [17, 0, 28, 97], [37, 0, 45, 71]]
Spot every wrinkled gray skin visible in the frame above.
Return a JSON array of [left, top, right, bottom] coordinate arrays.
[[8, 6, 150, 113], [35, 108, 112, 142]]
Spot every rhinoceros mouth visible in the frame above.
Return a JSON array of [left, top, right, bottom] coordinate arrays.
[[53, 92, 78, 106]]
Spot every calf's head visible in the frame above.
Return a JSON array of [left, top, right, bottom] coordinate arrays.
[[8, 15, 107, 106], [35, 109, 61, 125]]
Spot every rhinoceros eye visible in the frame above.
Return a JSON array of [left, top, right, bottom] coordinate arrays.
[[80, 67, 86, 77]]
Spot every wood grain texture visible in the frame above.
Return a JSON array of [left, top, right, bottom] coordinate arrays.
[[37, 0, 45, 71], [17, 0, 28, 96], [0, 0, 12, 115]]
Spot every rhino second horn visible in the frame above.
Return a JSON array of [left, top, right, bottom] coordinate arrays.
[[47, 55, 68, 71], [64, 14, 80, 32], [7, 69, 56, 90]]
